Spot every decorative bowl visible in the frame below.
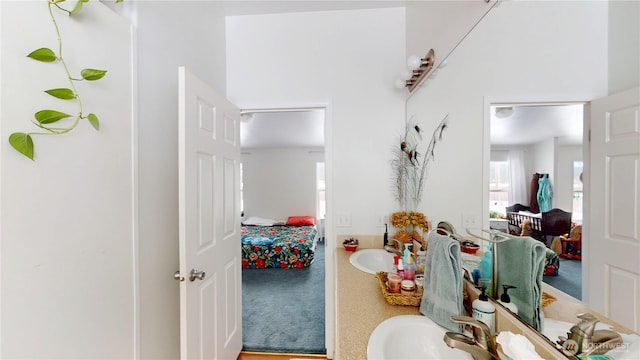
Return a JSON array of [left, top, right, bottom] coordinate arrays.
[[344, 244, 358, 252], [461, 241, 480, 254]]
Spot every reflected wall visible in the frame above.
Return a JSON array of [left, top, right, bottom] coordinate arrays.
[[405, 0, 608, 235]]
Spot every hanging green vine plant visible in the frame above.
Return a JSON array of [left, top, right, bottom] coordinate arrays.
[[8, 0, 123, 160]]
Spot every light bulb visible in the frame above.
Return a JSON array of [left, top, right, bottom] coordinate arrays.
[[407, 55, 422, 70], [399, 69, 412, 81], [395, 78, 407, 89]]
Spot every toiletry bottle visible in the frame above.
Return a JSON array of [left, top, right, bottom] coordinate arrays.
[[472, 286, 495, 333], [397, 259, 404, 279], [404, 253, 416, 280], [479, 246, 492, 296], [403, 243, 411, 264], [416, 250, 426, 274], [391, 255, 400, 274], [498, 285, 518, 314]]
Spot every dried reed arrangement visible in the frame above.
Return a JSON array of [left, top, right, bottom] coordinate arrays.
[[391, 114, 449, 209]]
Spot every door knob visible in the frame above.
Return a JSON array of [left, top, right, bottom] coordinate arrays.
[[189, 269, 206, 282], [173, 270, 185, 282]]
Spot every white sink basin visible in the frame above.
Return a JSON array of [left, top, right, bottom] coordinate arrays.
[[367, 315, 473, 360], [349, 248, 395, 274]]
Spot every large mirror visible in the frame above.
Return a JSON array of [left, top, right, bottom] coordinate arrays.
[[406, 0, 639, 345]]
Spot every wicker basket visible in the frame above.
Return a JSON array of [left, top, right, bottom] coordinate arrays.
[[376, 271, 423, 307]]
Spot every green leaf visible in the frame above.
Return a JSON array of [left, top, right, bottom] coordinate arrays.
[[69, 0, 90, 15], [34, 110, 72, 124], [45, 88, 75, 100], [81, 68, 107, 81], [27, 48, 57, 62], [9, 133, 34, 160], [87, 113, 100, 131]]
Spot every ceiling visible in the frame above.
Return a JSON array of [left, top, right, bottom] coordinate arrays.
[[240, 110, 325, 149], [240, 104, 585, 149], [490, 104, 584, 146]]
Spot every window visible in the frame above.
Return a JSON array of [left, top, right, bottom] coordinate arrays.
[[572, 161, 583, 220], [316, 162, 325, 219], [489, 161, 510, 215]]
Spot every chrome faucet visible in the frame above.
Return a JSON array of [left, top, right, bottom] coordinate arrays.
[[443, 316, 498, 360], [557, 313, 623, 356], [384, 239, 404, 257]]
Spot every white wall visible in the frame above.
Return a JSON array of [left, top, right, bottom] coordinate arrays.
[[406, 1, 608, 231], [226, 8, 406, 235], [609, 0, 640, 94], [406, 0, 494, 68], [242, 148, 323, 220], [531, 138, 555, 184], [1, 1, 134, 358], [132, 2, 228, 359]]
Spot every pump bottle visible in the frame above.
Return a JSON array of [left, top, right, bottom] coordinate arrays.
[[498, 285, 518, 314], [472, 286, 495, 333]]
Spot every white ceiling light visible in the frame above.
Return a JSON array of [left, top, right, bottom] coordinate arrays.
[[394, 49, 435, 93]]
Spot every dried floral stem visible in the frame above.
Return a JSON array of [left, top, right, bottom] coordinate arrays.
[[392, 114, 449, 210]]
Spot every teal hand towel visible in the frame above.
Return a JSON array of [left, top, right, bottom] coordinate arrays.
[[419, 232, 464, 332], [496, 234, 547, 330]]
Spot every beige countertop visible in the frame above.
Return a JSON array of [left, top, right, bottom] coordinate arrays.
[[332, 236, 610, 359], [335, 246, 420, 360]]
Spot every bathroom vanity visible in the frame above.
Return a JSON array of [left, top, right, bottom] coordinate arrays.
[[335, 237, 638, 359]]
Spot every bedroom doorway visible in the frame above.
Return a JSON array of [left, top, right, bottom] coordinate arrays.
[[488, 101, 585, 300], [239, 107, 329, 355]]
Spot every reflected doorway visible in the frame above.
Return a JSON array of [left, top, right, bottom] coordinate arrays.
[[489, 102, 584, 299]]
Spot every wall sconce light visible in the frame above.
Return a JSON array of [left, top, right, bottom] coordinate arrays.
[[395, 49, 435, 92]]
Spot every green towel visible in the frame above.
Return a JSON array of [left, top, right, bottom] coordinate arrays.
[[496, 234, 547, 331], [420, 232, 464, 332]]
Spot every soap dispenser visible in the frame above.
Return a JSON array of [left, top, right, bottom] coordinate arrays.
[[402, 243, 415, 280], [472, 286, 495, 333], [479, 246, 493, 296], [498, 285, 518, 314]]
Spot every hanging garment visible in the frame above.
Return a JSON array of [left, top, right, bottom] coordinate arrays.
[[529, 173, 542, 213], [537, 175, 553, 212]]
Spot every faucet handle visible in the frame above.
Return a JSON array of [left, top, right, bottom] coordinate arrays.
[[450, 316, 493, 352], [577, 313, 598, 323], [451, 316, 492, 335], [573, 313, 599, 337]]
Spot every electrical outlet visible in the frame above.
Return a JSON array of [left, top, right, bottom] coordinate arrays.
[[336, 213, 352, 227], [462, 213, 480, 229]]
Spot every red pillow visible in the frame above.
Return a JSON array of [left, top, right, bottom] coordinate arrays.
[[286, 216, 316, 226]]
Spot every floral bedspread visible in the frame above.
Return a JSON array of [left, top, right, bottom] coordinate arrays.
[[241, 225, 317, 269]]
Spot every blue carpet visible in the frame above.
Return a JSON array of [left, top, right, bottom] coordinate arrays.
[[242, 243, 325, 354], [543, 258, 582, 300]]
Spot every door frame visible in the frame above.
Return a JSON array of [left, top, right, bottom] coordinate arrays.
[[482, 94, 590, 300], [239, 104, 335, 358]]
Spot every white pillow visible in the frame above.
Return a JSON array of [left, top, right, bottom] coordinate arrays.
[[242, 216, 275, 226]]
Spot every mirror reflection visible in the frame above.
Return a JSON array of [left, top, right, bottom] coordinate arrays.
[[489, 103, 584, 299], [405, 0, 639, 351]]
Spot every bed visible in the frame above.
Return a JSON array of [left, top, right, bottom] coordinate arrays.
[[505, 204, 572, 242], [241, 216, 318, 269]]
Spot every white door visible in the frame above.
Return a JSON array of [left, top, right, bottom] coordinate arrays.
[[587, 87, 640, 332], [178, 66, 242, 359]]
